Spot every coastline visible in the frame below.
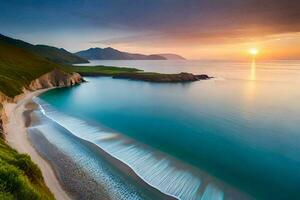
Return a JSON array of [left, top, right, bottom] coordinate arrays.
[[0, 73, 247, 200], [2, 89, 71, 200], [34, 96, 249, 200], [30, 97, 178, 199], [2, 87, 176, 200]]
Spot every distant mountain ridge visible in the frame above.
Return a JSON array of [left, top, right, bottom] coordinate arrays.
[[76, 47, 166, 60], [76, 47, 185, 60], [0, 34, 89, 64], [154, 53, 186, 60]]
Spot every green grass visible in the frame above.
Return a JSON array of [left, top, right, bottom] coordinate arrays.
[[63, 65, 142, 75], [0, 40, 58, 97], [0, 138, 54, 200]]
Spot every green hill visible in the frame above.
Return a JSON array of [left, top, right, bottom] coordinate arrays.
[[0, 37, 59, 97], [0, 138, 54, 200], [0, 36, 62, 199], [0, 34, 88, 64]]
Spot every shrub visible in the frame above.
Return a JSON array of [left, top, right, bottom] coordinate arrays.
[[0, 139, 54, 199]]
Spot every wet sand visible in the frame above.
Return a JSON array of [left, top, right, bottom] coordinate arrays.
[[28, 128, 111, 200]]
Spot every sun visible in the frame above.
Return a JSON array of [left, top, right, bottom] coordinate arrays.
[[249, 48, 259, 56]]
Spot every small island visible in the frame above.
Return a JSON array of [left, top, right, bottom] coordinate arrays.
[[64, 65, 211, 83]]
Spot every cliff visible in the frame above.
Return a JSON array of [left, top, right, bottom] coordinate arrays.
[[28, 68, 83, 91], [0, 115, 3, 137], [0, 69, 83, 137], [0, 68, 83, 104]]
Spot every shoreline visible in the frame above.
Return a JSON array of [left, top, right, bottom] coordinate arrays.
[[2, 89, 71, 200], [3, 88, 176, 200], [34, 98, 249, 200], [32, 97, 178, 199]]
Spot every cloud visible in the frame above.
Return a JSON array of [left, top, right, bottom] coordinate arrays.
[[79, 0, 300, 47], [1, 0, 300, 55]]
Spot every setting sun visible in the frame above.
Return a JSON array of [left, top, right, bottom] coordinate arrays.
[[249, 48, 259, 56]]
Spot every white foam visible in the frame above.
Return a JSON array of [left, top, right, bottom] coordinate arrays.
[[34, 97, 226, 200]]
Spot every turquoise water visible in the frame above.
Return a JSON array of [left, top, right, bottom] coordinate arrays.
[[39, 60, 300, 199]]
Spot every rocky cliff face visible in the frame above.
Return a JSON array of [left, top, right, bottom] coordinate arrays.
[[28, 68, 83, 91], [0, 68, 83, 138], [0, 116, 3, 137]]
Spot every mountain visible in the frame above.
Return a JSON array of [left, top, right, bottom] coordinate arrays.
[[154, 53, 186, 60], [76, 47, 167, 60], [0, 34, 88, 64], [0, 34, 82, 97]]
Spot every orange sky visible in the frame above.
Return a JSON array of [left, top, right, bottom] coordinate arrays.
[[2, 1, 300, 60], [102, 32, 300, 60]]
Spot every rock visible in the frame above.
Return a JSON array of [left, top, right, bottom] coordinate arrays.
[[196, 74, 210, 80], [0, 117, 3, 138], [28, 68, 84, 90]]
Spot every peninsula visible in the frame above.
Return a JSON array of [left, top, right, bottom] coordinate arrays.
[[64, 66, 211, 82]]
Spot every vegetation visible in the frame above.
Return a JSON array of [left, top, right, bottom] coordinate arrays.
[[0, 138, 54, 200], [63, 65, 141, 75], [0, 39, 58, 97], [0, 34, 88, 64], [64, 65, 209, 82]]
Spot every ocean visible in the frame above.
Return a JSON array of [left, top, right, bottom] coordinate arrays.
[[29, 60, 300, 199]]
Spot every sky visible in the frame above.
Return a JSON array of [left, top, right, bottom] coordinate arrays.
[[1, 0, 300, 60]]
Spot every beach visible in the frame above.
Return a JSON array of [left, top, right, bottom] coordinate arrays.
[[28, 95, 179, 200], [2, 89, 71, 200], [2, 88, 175, 200]]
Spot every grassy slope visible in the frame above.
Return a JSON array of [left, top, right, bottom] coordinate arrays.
[[0, 34, 88, 64], [0, 40, 58, 97], [32, 45, 88, 64], [64, 65, 176, 77], [0, 138, 54, 200], [63, 65, 141, 75], [0, 37, 57, 200]]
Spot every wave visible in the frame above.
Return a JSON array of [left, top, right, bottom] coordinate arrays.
[[33, 97, 247, 200]]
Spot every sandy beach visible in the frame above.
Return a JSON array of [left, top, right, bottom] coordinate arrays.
[[3, 89, 71, 200], [2, 88, 177, 200]]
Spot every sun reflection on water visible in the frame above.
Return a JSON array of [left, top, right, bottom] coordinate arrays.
[[243, 59, 257, 108], [250, 58, 256, 81]]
